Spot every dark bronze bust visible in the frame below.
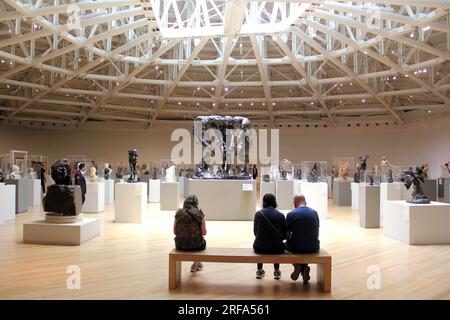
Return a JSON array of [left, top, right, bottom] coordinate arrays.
[[43, 159, 82, 218]]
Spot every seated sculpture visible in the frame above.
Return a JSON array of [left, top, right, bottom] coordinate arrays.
[[43, 159, 82, 221], [400, 167, 430, 204]]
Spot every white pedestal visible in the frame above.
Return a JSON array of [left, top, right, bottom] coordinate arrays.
[[149, 179, 160, 203], [327, 176, 332, 199], [0, 183, 16, 223], [82, 182, 105, 213], [160, 182, 180, 211], [383, 201, 450, 244], [299, 181, 328, 220], [104, 179, 114, 205], [276, 180, 299, 211], [380, 182, 412, 223], [359, 184, 380, 228], [23, 217, 100, 245], [333, 180, 351, 206], [351, 182, 360, 212], [114, 182, 147, 223], [6, 179, 29, 213], [260, 181, 276, 207], [188, 179, 256, 220], [27, 179, 41, 206]]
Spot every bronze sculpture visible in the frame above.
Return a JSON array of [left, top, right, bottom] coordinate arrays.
[[356, 155, 369, 183], [307, 162, 319, 182], [127, 149, 140, 183], [0, 168, 5, 183], [400, 167, 430, 204], [42, 159, 82, 221]]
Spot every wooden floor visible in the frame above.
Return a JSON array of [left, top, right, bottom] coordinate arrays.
[[0, 202, 449, 300]]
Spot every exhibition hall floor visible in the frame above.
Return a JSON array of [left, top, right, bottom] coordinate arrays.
[[0, 203, 449, 300]]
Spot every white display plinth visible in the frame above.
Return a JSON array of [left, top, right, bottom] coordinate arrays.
[[188, 179, 256, 220], [379, 182, 411, 223], [161, 182, 180, 211], [23, 217, 101, 245], [326, 176, 332, 199], [333, 180, 351, 206], [104, 179, 114, 205], [260, 181, 276, 206], [383, 201, 450, 245], [359, 184, 380, 228], [82, 182, 105, 213], [27, 179, 41, 206], [276, 180, 300, 210], [0, 183, 16, 223], [299, 181, 328, 220], [351, 182, 360, 212], [114, 182, 147, 223], [149, 179, 160, 203]]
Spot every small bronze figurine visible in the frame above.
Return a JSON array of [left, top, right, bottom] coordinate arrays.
[[400, 167, 430, 204]]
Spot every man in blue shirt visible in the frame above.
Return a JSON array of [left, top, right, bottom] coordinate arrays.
[[286, 194, 320, 283]]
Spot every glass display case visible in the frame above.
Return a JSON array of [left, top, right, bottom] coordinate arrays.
[[301, 161, 327, 183], [278, 159, 293, 180], [333, 157, 355, 181]]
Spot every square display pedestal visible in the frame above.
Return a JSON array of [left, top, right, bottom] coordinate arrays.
[[23, 217, 101, 245], [5, 179, 29, 213], [443, 178, 450, 203], [0, 183, 16, 223], [359, 184, 380, 228], [188, 179, 256, 220], [351, 182, 360, 212], [161, 182, 180, 211], [149, 179, 160, 203], [333, 180, 351, 206], [380, 182, 411, 223], [299, 181, 328, 220], [260, 181, 276, 206], [82, 182, 105, 213], [104, 179, 114, 205], [27, 179, 41, 206], [114, 182, 147, 223], [383, 201, 450, 245], [276, 180, 300, 210]]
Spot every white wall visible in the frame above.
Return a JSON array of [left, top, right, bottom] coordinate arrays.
[[0, 118, 449, 178]]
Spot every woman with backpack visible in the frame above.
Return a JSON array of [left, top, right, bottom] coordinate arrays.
[[253, 193, 286, 280], [173, 195, 207, 272]]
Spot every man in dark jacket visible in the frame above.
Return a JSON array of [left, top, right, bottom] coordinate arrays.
[[74, 163, 87, 204], [286, 194, 320, 283]]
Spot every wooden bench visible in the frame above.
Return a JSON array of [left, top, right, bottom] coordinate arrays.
[[169, 247, 332, 292]]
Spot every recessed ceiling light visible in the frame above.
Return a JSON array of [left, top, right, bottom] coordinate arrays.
[[362, 99, 366, 103], [427, 110, 431, 113], [212, 102, 215, 106], [239, 103, 242, 106], [211, 87, 214, 91], [272, 102, 275, 106], [224, 87, 228, 92]]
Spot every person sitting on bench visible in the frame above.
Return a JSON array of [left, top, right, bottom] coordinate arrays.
[[173, 195, 207, 273], [286, 194, 320, 283], [253, 193, 286, 280]]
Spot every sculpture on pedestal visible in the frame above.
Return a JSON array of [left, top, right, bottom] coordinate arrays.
[[387, 169, 394, 183], [9, 165, 21, 180], [356, 155, 369, 183], [307, 162, 319, 183], [0, 168, 5, 182], [127, 149, 140, 183], [104, 163, 112, 180], [89, 166, 98, 182], [193, 116, 252, 179], [400, 167, 430, 204], [42, 159, 82, 222]]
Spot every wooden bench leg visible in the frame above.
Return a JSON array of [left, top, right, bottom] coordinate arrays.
[[169, 256, 181, 290], [316, 261, 332, 293]]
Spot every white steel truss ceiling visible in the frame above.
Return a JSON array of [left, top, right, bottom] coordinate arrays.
[[0, 0, 449, 128]]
